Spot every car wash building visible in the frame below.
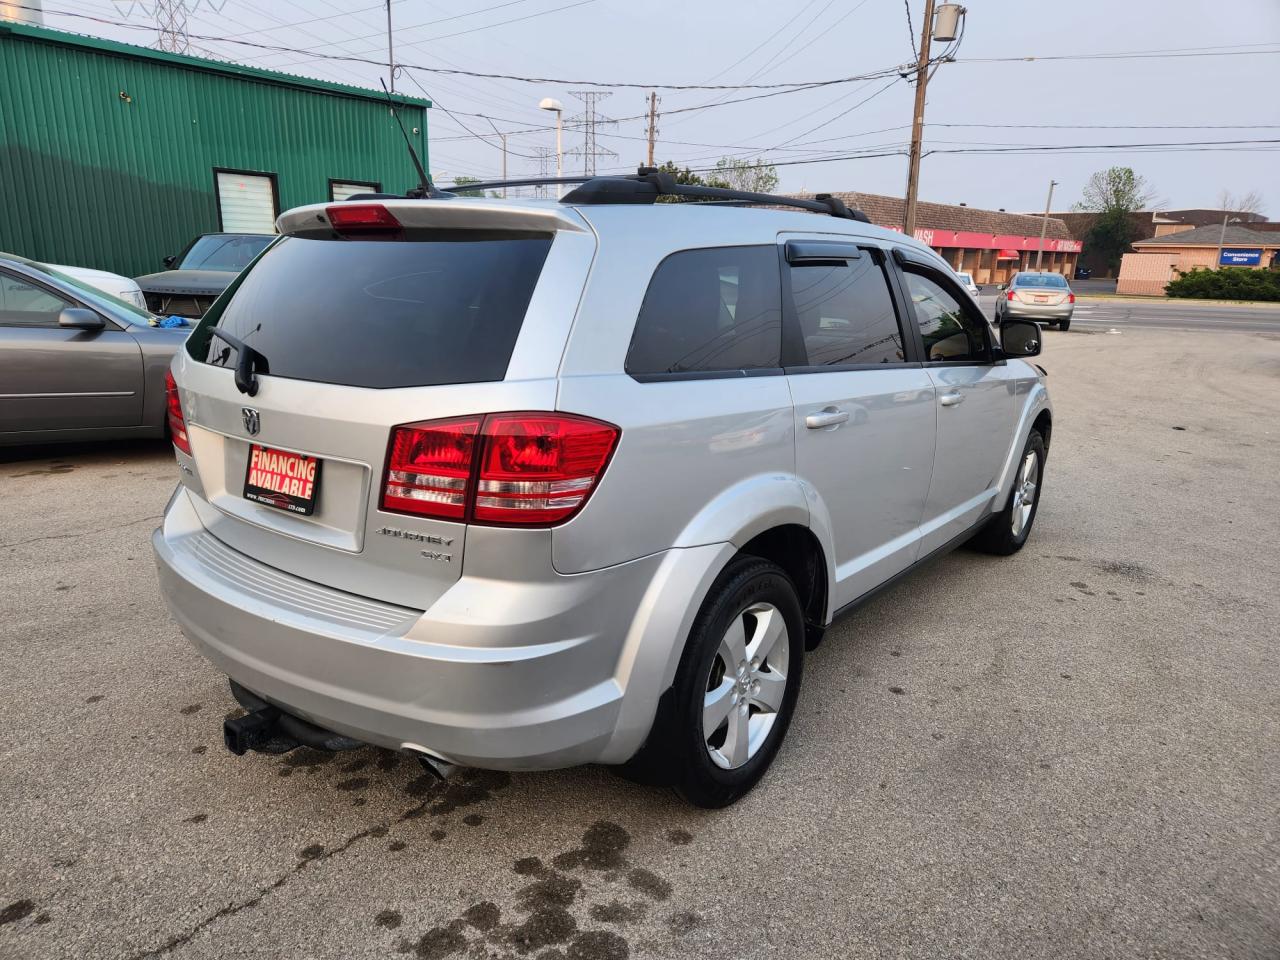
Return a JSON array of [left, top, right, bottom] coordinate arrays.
[[0, 21, 431, 278], [789, 192, 1081, 284]]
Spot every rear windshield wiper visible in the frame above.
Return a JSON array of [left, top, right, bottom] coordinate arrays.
[[208, 328, 270, 397]]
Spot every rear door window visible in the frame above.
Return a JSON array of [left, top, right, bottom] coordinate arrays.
[[192, 234, 553, 389], [626, 246, 782, 376], [786, 251, 906, 366]]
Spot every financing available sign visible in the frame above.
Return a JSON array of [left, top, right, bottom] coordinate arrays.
[[1219, 248, 1262, 266]]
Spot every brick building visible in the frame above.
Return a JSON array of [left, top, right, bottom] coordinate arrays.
[[1052, 208, 1270, 278], [791, 192, 1080, 284], [1116, 225, 1280, 296]]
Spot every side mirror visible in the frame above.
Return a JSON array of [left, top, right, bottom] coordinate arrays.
[[997, 283, 1008, 291], [58, 307, 106, 331], [163, 255, 177, 268], [1000, 319, 1040, 357]]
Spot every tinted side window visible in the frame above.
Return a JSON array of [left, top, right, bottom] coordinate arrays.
[[626, 246, 781, 376], [904, 271, 989, 363], [788, 253, 905, 366], [0, 273, 69, 328]]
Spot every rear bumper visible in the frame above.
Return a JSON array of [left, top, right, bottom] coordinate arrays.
[[152, 486, 723, 770], [1002, 301, 1073, 320]]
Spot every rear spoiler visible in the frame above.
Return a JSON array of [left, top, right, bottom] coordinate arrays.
[[277, 199, 590, 238]]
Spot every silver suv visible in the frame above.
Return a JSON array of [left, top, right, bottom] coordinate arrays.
[[152, 173, 1051, 808]]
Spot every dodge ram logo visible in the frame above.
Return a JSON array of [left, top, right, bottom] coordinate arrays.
[[241, 407, 261, 436]]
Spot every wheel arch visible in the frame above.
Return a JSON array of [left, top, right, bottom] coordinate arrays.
[[737, 524, 829, 650]]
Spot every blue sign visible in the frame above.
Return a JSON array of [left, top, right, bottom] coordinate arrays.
[[1220, 248, 1262, 266]]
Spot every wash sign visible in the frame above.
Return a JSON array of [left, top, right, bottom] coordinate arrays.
[[1220, 248, 1262, 266]]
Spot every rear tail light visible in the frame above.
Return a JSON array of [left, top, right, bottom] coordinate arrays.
[[164, 370, 191, 455], [1068, 292, 1076, 304], [381, 416, 480, 519], [381, 412, 620, 527], [325, 203, 402, 238], [1006, 289, 1016, 301]]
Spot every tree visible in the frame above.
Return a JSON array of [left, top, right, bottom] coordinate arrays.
[[651, 160, 730, 202], [450, 175, 499, 198], [1071, 166, 1161, 276], [711, 156, 779, 194], [1216, 188, 1266, 221]]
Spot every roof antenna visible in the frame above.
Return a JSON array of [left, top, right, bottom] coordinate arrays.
[[379, 79, 447, 199]]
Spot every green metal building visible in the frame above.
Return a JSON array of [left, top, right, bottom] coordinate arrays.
[[0, 22, 431, 277]]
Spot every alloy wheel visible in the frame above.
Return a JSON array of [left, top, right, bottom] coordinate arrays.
[[702, 602, 790, 770]]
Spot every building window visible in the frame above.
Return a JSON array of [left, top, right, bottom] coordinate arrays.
[[214, 169, 279, 234], [329, 179, 382, 202]]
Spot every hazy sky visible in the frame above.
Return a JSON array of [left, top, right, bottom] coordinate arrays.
[[34, 0, 1280, 215]]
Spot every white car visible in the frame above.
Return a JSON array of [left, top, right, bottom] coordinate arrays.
[[48, 263, 148, 310], [955, 271, 980, 298]]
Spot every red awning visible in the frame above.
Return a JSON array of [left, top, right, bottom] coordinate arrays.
[[996, 249, 1021, 260]]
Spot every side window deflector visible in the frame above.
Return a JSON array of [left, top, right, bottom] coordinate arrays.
[[891, 246, 936, 269], [785, 240, 864, 265]]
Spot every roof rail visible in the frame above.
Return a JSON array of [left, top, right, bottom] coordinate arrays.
[[438, 169, 870, 222]]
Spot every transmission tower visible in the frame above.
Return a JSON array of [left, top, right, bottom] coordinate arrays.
[[566, 91, 617, 177], [533, 147, 555, 198], [154, 0, 190, 53]]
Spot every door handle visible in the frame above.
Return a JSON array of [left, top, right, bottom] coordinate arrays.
[[939, 391, 965, 407], [805, 407, 850, 429]]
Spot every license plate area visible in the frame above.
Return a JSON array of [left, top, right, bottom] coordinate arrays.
[[1034, 295, 1049, 303], [243, 444, 322, 516]]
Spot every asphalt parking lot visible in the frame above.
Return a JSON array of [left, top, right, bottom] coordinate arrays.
[[2, 323, 1279, 960]]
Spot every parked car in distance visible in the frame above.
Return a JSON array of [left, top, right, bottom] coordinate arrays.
[[153, 181, 1051, 808], [995, 271, 1075, 330], [135, 232, 273, 319], [0, 252, 191, 446], [955, 270, 980, 298], [1074, 266, 1092, 280], [48, 262, 148, 310]]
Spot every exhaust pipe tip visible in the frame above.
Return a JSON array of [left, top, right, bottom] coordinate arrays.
[[409, 749, 459, 781]]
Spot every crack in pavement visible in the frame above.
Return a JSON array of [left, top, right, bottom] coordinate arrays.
[[0, 514, 163, 551], [126, 801, 427, 959]]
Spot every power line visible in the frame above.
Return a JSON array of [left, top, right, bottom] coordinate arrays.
[[903, 0, 917, 60], [259, 0, 597, 72], [28, 3, 920, 90]]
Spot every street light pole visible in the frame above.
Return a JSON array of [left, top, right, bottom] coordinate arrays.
[[538, 98, 564, 189], [1035, 179, 1058, 271], [1215, 212, 1235, 270], [902, 0, 936, 236]]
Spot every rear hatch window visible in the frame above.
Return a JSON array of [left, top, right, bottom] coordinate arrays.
[[188, 234, 552, 389]]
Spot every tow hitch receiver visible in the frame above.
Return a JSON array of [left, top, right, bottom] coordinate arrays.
[[224, 707, 282, 756], [224, 680, 363, 756]]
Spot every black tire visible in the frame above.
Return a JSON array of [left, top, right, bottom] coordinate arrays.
[[1059, 318, 1071, 331], [622, 557, 805, 808], [970, 429, 1046, 556]]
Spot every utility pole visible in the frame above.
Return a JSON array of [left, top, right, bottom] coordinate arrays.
[[646, 91, 658, 167], [901, 0, 935, 236], [484, 117, 508, 197], [385, 0, 395, 93], [1035, 179, 1058, 271]]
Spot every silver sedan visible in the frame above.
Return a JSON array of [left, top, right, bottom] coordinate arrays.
[[0, 253, 192, 446], [995, 271, 1075, 330]]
